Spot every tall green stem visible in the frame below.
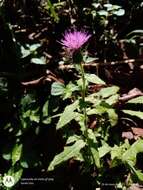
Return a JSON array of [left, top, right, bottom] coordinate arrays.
[[80, 62, 87, 132]]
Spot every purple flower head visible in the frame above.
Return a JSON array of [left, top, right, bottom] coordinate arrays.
[[60, 29, 91, 51]]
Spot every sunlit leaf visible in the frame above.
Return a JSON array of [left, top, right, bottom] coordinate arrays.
[[98, 86, 119, 98], [87, 129, 100, 168], [122, 139, 143, 166], [7, 167, 23, 185], [98, 143, 111, 158], [85, 73, 106, 85], [106, 108, 118, 126], [48, 140, 86, 171], [51, 82, 65, 96], [105, 94, 119, 105], [98, 10, 108, 16], [127, 96, 143, 104], [122, 110, 143, 120], [31, 57, 46, 65], [114, 9, 125, 16], [12, 144, 23, 166], [57, 101, 79, 129]]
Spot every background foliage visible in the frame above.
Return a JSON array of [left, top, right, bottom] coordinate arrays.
[[1, 0, 143, 189]]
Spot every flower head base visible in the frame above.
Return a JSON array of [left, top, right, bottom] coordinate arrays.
[[60, 29, 91, 52]]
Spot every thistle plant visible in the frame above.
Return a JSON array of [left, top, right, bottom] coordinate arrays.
[[60, 29, 91, 136], [48, 28, 143, 187], [49, 28, 102, 171]]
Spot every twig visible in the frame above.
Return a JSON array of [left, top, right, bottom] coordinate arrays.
[[119, 88, 143, 102], [21, 72, 64, 87], [59, 59, 143, 70]]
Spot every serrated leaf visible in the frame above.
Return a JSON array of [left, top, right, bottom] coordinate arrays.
[[127, 96, 143, 104], [85, 73, 105, 85], [51, 82, 65, 96], [12, 144, 23, 166], [57, 101, 79, 129], [122, 110, 143, 119], [48, 140, 86, 171]]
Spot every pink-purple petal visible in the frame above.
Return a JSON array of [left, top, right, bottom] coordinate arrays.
[[60, 29, 91, 51]]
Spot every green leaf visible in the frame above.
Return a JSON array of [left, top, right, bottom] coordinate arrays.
[[111, 141, 130, 167], [87, 106, 118, 126], [31, 57, 46, 65], [133, 169, 143, 182], [48, 139, 86, 171], [111, 145, 123, 161], [122, 110, 143, 119], [83, 56, 97, 63], [85, 73, 106, 85], [63, 82, 79, 100], [57, 101, 79, 129], [12, 144, 23, 166], [127, 96, 143, 104], [114, 9, 125, 16], [51, 82, 65, 96], [66, 135, 81, 145], [87, 129, 100, 168], [126, 30, 143, 39], [21, 46, 31, 58], [46, 0, 59, 22], [8, 167, 23, 185], [98, 86, 119, 98], [122, 139, 143, 166], [103, 4, 112, 8], [128, 163, 143, 181], [106, 108, 118, 126], [20, 161, 29, 168], [105, 94, 119, 105], [42, 100, 49, 117], [98, 10, 108, 16], [30, 110, 40, 122], [29, 44, 41, 51], [98, 143, 111, 158], [3, 153, 11, 160]]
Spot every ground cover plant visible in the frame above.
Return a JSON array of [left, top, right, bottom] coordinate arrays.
[[1, 0, 143, 189]]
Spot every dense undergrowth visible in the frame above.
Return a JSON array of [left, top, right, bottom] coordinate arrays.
[[1, 0, 143, 189]]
